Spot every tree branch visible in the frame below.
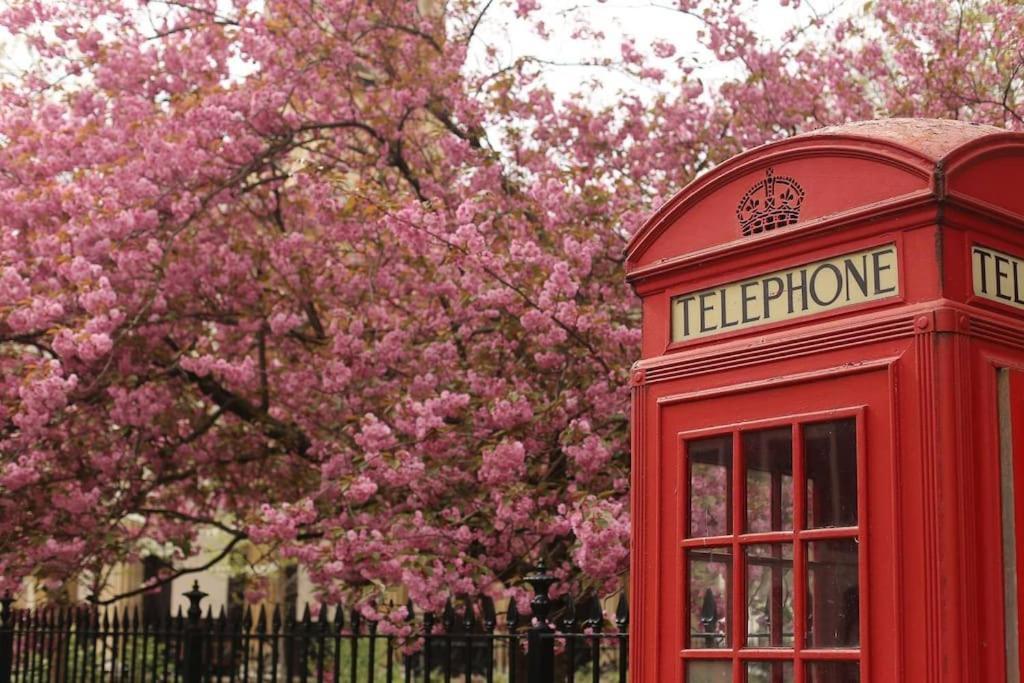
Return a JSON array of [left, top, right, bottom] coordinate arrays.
[[92, 533, 247, 606], [165, 338, 311, 457]]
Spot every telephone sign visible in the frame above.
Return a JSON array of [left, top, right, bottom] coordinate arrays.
[[671, 244, 898, 342]]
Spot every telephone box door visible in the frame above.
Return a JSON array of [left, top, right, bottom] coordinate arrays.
[[656, 363, 896, 683]]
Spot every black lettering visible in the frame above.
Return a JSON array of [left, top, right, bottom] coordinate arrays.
[[762, 276, 785, 319], [676, 296, 695, 338], [976, 248, 993, 294], [843, 255, 870, 301], [809, 263, 843, 306], [718, 288, 738, 328], [996, 255, 1013, 301], [740, 281, 760, 324], [872, 248, 897, 294], [786, 269, 809, 313], [1014, 260, 1024, 305], [698, 291, 717, 333]]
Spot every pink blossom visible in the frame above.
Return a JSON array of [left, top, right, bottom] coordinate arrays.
[[516, 0, 540, 18], [479, 440, 526, 486], [565, 435, 613, 482], [346, 475, 378, 504], [652, 39, 677, 59], [355, 415, 397, 454], [269, 311, 303, 335]]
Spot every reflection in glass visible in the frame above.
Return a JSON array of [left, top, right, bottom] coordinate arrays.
[[689, 550, 731, 649], [745, 544, 794, 647], [745, 661, 794, 683], [687, 660, 733, 683], [744, 428, 793, 533], [806, 661, 859, 683], [805, 419, 858, 528], [807, 539, 859, 648], [689, 435, 733, 537]]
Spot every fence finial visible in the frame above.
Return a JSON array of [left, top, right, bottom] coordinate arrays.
[[481, 595, 497, 632], [505, 595, 520, 630], [525, 561, 557, 683], [525, 561, 556, 624], [615, 592, 629, 628], [181, 581, 208, 683], [183, 581, 207, 623], [0, 592, 12, 625]]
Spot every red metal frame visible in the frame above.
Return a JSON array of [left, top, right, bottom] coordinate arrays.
[[645, 360, 892, 681], [678, 407, 868, 682]]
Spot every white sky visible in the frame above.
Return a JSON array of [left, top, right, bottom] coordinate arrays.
[[466, 0, 856, 103]]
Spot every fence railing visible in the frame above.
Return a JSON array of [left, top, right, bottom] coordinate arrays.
[[0, 566, 627, 683]]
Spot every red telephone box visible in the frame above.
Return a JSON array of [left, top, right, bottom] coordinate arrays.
[[626, 119, 1024, 683]]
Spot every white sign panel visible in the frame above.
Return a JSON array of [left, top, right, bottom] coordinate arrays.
[[671, 245, 899, 342], [973, 245, 1024, 309]]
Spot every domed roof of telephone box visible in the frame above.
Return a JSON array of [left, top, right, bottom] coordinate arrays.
[[626, 118, 1024, 281], [798, 118, 1004, 159]]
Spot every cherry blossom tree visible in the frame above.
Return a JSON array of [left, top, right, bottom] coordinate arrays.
[[0, 0, 1021, 609]]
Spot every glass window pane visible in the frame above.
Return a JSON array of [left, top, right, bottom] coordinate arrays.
[[744, 428, 793, 533], [806, 661, 859, 683], [745, 661, 794, 683], [745, 544, 794, 647], [690, 435, 733, 537], [688, 549, 732, 649], [807, 539, 860, 648], [687, 660, 733, 683], [805, 419, 858, 528]]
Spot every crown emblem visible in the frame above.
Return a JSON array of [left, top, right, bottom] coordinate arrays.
[[736, 167, 806, 236]]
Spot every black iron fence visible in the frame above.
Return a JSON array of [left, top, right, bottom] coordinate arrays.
[[0, 567, 627, 683]]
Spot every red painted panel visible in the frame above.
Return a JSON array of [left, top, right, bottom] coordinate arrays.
[[948, 148, 1024, 222], [632, 153, 928, 269]]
